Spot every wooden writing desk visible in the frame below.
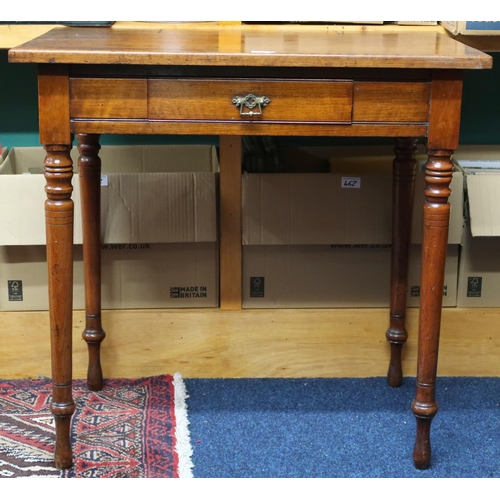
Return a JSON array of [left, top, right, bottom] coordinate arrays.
[[8, 25, 492, 471]]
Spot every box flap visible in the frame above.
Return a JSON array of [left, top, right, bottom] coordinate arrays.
[[463, 172, 500, 237], [453, 146, 500, 237], [1, 144, 219, 174], [0, 174, 83, 245], [453, 145, 500, 162], [97, 144, 219, 173]]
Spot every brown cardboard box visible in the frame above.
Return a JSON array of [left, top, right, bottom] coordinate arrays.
[[0, 145, 218, 245], [453, 146, 500, 306], [242, 170, 463, 246], [0, 145, 219, 310], [242, 148, 463, 308], [457, 228, 500, 307], [243, 244, 458, 308], [0, 243, 218, 310]]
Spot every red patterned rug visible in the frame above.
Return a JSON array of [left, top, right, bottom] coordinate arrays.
[[0, 374, 193, 478]]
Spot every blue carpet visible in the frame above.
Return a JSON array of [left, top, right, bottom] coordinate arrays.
[[184, 377, 500, 478]]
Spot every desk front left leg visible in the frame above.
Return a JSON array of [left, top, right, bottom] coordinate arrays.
[[44, 144, 76, 470]]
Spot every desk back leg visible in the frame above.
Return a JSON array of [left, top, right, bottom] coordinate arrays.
[[219, 136, 242, 310], [386, 138, 418, 387], [77, 133, 106, 391]]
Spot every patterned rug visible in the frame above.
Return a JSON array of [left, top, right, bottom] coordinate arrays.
[[0, 373, 193, 478]]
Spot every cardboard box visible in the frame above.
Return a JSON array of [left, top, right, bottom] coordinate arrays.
[[243, 244, 458, 308], [0, 243, 218, 311], [440, 21, 500, 35], [242, 170, 463, 246], [453, 146, 500, 307], [0, 145, 219, 310], [0, 145, 218, 245], [242, 148, 463, 308], [457, 227, 500, 307], [396, 22, 438, 26]]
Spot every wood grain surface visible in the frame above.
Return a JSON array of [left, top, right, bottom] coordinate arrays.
[[2, 308, 499, 379]]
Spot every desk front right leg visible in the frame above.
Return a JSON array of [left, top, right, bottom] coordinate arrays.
[[411, 149, 453, 470], [44, 144, 76, 470]]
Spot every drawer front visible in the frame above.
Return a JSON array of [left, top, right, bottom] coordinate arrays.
[[70, 78, 148, 119], [69, 77, 431, 127], [148, 79, 354, 123], [353, 82, 431, 122]]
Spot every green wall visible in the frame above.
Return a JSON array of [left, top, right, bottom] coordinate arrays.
[[1, 49, 499, 149]]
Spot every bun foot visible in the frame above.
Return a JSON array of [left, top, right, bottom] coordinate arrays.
[[53, 413, 74, 470], [413, 415, 433, 470], [386, 341, 404, 387]]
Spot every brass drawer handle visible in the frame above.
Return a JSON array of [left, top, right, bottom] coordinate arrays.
[[232, 94, 271, 116]]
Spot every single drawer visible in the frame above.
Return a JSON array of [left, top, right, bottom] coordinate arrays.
[[70, 78, 148, 119], [148, 79, 354, 123]]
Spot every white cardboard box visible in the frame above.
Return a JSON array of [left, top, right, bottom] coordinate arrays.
[[440, 21, 500, 35], [0, 145, 219, 310], [453, 146, 500, 307]]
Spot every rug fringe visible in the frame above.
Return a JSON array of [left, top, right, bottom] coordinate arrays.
[[173, 373, 194, 478]]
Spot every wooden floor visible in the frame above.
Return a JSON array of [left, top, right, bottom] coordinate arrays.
[[1, 307, 498, 380]]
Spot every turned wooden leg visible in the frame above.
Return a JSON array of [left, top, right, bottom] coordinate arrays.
[[77, 134, 106, 391], [386, 138, 418, 387], [411, 150, 453, 469], [44, 144, 76, 469]]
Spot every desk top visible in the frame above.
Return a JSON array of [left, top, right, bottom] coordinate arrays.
[[8, 26, 493, 69]]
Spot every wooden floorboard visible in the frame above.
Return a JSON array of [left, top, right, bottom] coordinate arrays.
[[1, 307, 499, 379]]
